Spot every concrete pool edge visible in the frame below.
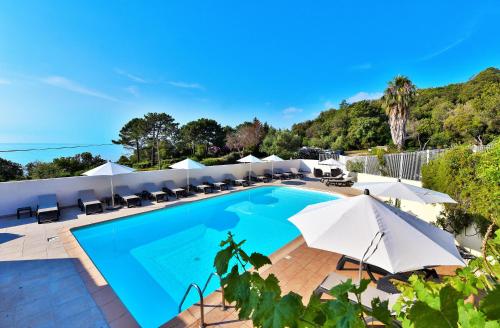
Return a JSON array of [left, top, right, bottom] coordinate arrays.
[[58, 182, 352, 327]]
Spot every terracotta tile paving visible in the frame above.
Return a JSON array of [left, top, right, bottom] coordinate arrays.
[[0, 177, 456, 327]]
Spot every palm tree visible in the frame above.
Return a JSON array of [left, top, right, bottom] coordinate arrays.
[[383, 76, 416, 150]]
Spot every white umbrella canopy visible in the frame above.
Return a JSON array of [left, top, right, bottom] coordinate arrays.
[[288, 192, 464, 279], [83, 162, 136, 207], [238, 155, 264, 182], [319, 158, 344, 166], [262, 154, 284, 178], [262, 154, 284, 162], [170, 158, 206, 193], [352, 181, 457, 204], [83, 162, 135, 176]]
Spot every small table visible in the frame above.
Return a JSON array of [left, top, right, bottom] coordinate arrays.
[[17, 206, 32, 219]]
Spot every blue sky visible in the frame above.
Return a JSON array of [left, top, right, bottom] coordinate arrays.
[[0, 0, 498, 144]]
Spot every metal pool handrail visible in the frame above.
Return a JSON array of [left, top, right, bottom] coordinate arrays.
[[178, 273, 226, 328], [178, 283, 205, 328], [201, 272, 226, 310]]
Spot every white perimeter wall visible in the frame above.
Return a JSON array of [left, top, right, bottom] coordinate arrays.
[[0, 159, 304, 217]]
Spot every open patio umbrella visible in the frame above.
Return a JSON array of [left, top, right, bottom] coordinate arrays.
[[237, 155, 264, 183], [83, 162, 135, 207], [170, 158, 205, 193], [262, 154, 284, 178], [319, 158, 344, 167], [352, 180, 457, 204], [288, 190, 464, 281]]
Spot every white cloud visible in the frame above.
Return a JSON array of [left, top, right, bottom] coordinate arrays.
[[418, 29, 473, 62], [323, 101, 335, 109], [125, 86, 140, 97], [167, 81, 205, 90], [282, 106, 303, 119], [42, 76, 118, 102], [114, 68, 148, 83], [0, 78, 11, 85], [346, 91, 383, 103]]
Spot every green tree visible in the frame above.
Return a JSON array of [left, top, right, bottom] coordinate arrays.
[[444, 102, 490, 146], [26, 152, 106, 179], [143, 112, 179, 166], [112, 118, 147, 163], [0, 157, 24, 182], [383, 76, 417, 150], [260, 129, 301, 159], [226, 118, 267, 155], [180, 118, 225, 157]]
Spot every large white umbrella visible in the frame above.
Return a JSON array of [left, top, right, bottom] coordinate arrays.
[[237, 155, 264, 183], [288, 190, 464, 281], [352, 180, 457, 204], [319, 158, 344, 166], [262, 154, 284, 179], [83, 162, 135, 207], [170, 158, 205, 193]]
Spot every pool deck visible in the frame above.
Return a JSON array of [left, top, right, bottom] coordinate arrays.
[[0, 178, 453, 327]]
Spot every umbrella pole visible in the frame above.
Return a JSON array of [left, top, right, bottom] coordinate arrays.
[[110, 176, 115, 208], [272, 162, 274, 180], [249, 163, 251, 183], [187, 170, 190, 193]]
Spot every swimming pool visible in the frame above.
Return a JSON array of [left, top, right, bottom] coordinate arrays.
[[72, 186, 339, 327]]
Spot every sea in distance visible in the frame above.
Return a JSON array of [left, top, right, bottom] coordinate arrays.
[[0, 143, 128, 165]]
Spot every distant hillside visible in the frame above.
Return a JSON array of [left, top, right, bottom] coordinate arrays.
[[292, 67, 500, 150]]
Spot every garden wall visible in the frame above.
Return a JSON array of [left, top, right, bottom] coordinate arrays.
[[0, 159, 303, 217]]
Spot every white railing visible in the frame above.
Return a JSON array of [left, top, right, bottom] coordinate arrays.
[[344, 149, 446, 181]]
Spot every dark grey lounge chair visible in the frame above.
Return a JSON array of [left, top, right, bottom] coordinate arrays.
[[289, 168, 304, 178], [36, 194, 60, 223], [275, 168, 292, 179], [250, 171, 271, 183], [222, 174, 249, 187], [77, 190, 103, 215], [201, 176, 227, 191], [191, 178, 213, 194], [314, 272, 401, 326], [162, 180, 186, 199], [141, 183, 168, 202], [115, 186, 142, 207], [321, 173, 344, 183], [324, 176, 354, 187]]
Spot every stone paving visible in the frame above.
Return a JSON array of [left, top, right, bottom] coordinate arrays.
[[1, 177, 426, 327]]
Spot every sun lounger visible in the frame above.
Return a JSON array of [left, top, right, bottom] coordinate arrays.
[[336, 255, 439, 287], [251, 171, 271, 183], [77, 190, 103, 215], [162, 180, 186, 199], [36, 194, 60, 223], [324, 176, 354, 187], [141, 183, 168, 202], [289, 168, 304, 178], [191, 178, 213, 194], [321, 173, 344, 183], [314, 272, 401, 323], [114, 186, 142, 207], [275, 169, 292, 179], [331, 168, 343, 177], [201, 176, 227, 191]]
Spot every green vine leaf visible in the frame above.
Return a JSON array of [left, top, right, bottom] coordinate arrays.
[[479, 285, 500, 320], [250, 252, 272, 270]]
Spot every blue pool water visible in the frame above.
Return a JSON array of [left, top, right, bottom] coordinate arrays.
[[72, 186, 338, 327]]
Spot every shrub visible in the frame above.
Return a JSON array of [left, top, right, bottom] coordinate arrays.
[[422, 137, 499, 236], [346, 160, 364, 173]]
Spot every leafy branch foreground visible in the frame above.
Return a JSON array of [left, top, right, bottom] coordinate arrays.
[[213, 232, 500, 327]]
